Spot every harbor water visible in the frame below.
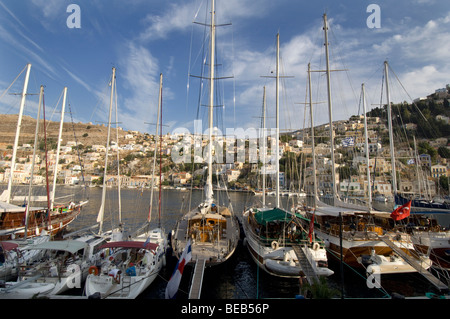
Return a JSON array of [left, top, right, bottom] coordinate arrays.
[[7, 185, 450, 299]]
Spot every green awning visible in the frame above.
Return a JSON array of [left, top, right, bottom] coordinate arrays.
[[253, 207, 307, 224]]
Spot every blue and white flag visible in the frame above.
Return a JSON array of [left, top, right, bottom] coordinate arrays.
[[407, 159, 415, 165], [341, 137, 354, 147], [165, 239, 192, 299]]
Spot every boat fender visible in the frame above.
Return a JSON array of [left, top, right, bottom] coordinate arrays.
[[271, 241, 279, 250], [312, 243, 320, 251], [243, 238, 247, 246], [88, 266, 99, 276]]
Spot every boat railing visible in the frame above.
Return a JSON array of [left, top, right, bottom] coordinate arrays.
[[325, 224, 382, 241]]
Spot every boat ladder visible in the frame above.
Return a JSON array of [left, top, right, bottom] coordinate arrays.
[[189, 259, 206, 299], [121, 276, 131, 296], [379, 235, 449, 291], [291, 245, 319, 285]]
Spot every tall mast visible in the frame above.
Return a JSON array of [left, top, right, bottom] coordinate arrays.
[[50, 86, 67, 210], [275, 33, 280, 208], [362, 83, 372, 209], [206, 0, 215, 206], [158, 74, 163, 227], [384, 61, 397, 195], [308, 63, 318, 207], [114, 78, 122, 226], [97, 67, 115, 235], [25, 85, 43, 238], [323, 13, 338, 199], [7, 63, 31, 203], [262, 86, 266, 208], [148, 74, 163, 224]]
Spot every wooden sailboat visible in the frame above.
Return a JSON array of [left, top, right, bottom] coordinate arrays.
[[0, 65, 85, 240], [171, 0, 240, 268], [380, 62, 450, 271], [296, 16, 434, 279], [241, 36, 333, 280]]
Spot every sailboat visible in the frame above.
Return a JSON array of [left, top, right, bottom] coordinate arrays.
[[3, 235, 111, 296], [84, 73, 167, 299], [295, 16, 435, 280], [0, 65, 85, 240], [131, 72, 168, 257], [241, 35, 333, 280], [379, 62, 450, 271], [171, 0, 240, 269], [84, 67, 124, 242]]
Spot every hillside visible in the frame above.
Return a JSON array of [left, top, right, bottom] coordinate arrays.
[[0, 114, 129, 150]]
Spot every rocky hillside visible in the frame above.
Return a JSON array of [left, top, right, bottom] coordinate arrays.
[[0, 114, 129, 150]]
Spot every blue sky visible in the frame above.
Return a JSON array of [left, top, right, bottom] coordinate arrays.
[[0, 0, 449, 136]]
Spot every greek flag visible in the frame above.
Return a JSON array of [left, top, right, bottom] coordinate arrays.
[[407, 159, 415, 165], [341, 137, 354, 147]]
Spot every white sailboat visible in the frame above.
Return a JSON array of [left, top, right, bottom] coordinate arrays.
[[84, 73, 167, 299], [85, 161, 169, 303], [2, 236, 109, 296], [171, 0, 240, 268], [242, 35, 333, 280]]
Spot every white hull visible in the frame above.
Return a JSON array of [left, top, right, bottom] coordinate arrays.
[[366, 254, 432, 275], [85, 270, 159, 299], [242, 210, 333, 279], [0, 282, 55, 296], [84, 228, 167, 299]]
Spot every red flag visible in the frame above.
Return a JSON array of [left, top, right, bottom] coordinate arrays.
[[308, 210, 315, 243], [390, 200, 411, 221]]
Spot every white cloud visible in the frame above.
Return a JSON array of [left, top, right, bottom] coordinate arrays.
[[138, 0, 274, 42], [31, 0, 65, 19], [117, 41, 164, 132]]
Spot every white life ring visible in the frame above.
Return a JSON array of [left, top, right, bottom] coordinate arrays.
[[271, 241, 279, 250], [312, 242, 320, 251]]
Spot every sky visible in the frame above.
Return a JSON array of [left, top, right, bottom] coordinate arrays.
[[0, 0, 449, 137]]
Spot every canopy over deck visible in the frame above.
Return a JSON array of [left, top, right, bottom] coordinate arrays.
[[28, 240, 88, 254], [99, 241, 158, 251]]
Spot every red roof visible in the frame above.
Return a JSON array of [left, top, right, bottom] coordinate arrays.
[[99, 241, 158, 251], [0, 242, 19, 251]]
